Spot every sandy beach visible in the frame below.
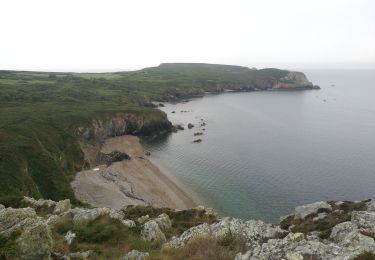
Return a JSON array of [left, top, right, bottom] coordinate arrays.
[[71, 135, 196, 210]]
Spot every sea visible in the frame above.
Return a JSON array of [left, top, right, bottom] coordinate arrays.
[[143, 70, 375, 223]]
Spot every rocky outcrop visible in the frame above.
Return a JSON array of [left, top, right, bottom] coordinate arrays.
[[293, 201, 332, 219], [273, 71, 320, 90], [123, 250, 149, 260]]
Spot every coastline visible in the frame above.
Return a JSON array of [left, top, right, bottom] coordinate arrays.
[[71, 135, 197, 210]]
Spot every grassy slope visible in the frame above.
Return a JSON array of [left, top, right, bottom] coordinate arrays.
[[0, 64, 290, 202]]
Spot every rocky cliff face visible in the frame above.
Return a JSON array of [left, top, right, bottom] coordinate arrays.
[[1, 198, 375, 259], [273, 71, 320, 90]]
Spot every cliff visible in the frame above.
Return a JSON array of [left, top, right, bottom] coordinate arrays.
[[1, 198, 374, 259]]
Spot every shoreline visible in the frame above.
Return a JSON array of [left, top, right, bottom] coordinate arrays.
[[71, 135, 197, 210]]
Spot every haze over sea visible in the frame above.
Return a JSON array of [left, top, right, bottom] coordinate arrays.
[[144, 70, 375, 223]]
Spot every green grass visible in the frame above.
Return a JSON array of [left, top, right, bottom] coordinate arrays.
[[0, 63, 291, 202]]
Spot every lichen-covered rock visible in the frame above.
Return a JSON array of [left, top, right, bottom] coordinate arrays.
[[23, 196, 56, 208], [154, 213, 171, 231], [0, 204, 4, 211], [45, 214, 61, 226], [168, 217, 284, 248], [54, 199, 71, 214], [67, 250, 93, 259], [122, 219, 136, 228], [123, 249, 149, 260], [16, 217, 53, 260], [141, 220, 166, 242], [293, 201, 332, 219], [366, 199, 375, 211], [65, 230, 76, 245], [329, 221, 358, 242], [0, 207, 37, 232], [351, 211, 375, 230], [137, 215, 149, 224], [65, 207, 124, 222]]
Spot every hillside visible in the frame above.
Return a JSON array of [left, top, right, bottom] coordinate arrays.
[[0, 63, 318, 203]]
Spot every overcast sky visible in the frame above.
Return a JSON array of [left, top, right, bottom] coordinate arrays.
[[1, 0, 374, 71]]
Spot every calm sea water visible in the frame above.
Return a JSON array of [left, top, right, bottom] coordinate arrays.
[[143, 70, 375, 223]]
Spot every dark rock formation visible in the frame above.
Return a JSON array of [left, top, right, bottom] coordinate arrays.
[[100, 150, 130, 166], [188, 123, 194, 129]]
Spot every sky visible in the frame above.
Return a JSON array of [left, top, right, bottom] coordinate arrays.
[[0, 0, 374, 71]]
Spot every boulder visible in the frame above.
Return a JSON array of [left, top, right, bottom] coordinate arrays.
[[54, 199, 71, 214], [123, 250, 149, 260], [366, 200, 375, 211], [23, 196, 56, 209], [65, 207, 124, 222], [141, 220, 166, 242], [122, 219, 136, 228], [154, 213, 172, 231], [65, 230, 76, 245], [351, 211, 375, 230], [0, 207, 37, 233], [68, 250, 93, 259], [193, 139, 202, 143], [329, 221, 358, 243], [293, 201, 332, 219], [137, 215, 150, 224], [16, 217, 53, 260], [187, 123, 194, 129], [0, 204, 4, 211]]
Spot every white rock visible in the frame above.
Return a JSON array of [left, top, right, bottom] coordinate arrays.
[[367, 200, 375, 211], [141, 220, 166, 242], [0, 204, 4, 211], [154, 213, 171, 231], [313, 212, 328, 222], [330, 222, 358, 243], [65, 207, 124, 222], [137, 215, 149, 224], [54, 199, 71, 214], [65, 230, 76, 245], [68, 250, 93, 259], [293, 201, 332, 219], [351, 211, 375, 230], [122, 219, 136, 228], [0, 207, 37, 232], [123, 249, 149, 260]]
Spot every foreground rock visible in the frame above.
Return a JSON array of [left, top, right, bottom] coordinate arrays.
[[2, 196, 375, 259]]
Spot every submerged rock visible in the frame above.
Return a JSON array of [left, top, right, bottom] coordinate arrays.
[[187, 123, 194, 129]]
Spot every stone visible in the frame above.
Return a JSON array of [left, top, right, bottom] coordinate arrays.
[[65, 207, 124, 222], [329, 222, 358, 242], [187, 123, 194, 129], [293, 201, 332, 219], [45, 214, 61, 226], [154, 213, 171, 231], [366, 200, 375, 211], [122, 219, 136, 228], [137, 215, 149, 224], [0, 204, 4, 211], [141, 220, 166, 242], [68, 250, 93, 259], [351, 211, 375, 230], [313, 212, 328, 222], [193, 139, 202, 143], [0, 207, 37, 232], [123, 249, 149, 260], [54, 199, 71, 214], [16, 217, 53, 259], [65, 230, 76, 245], [23, 196, 56, 208]]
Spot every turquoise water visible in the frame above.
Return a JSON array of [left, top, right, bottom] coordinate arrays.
[[143, 70, 375, 223]]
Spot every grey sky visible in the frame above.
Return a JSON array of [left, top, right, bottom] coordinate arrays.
[[1, 0, 374, 71]]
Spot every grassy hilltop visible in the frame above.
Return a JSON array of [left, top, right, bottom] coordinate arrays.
[[0, 63, 304, 203]]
